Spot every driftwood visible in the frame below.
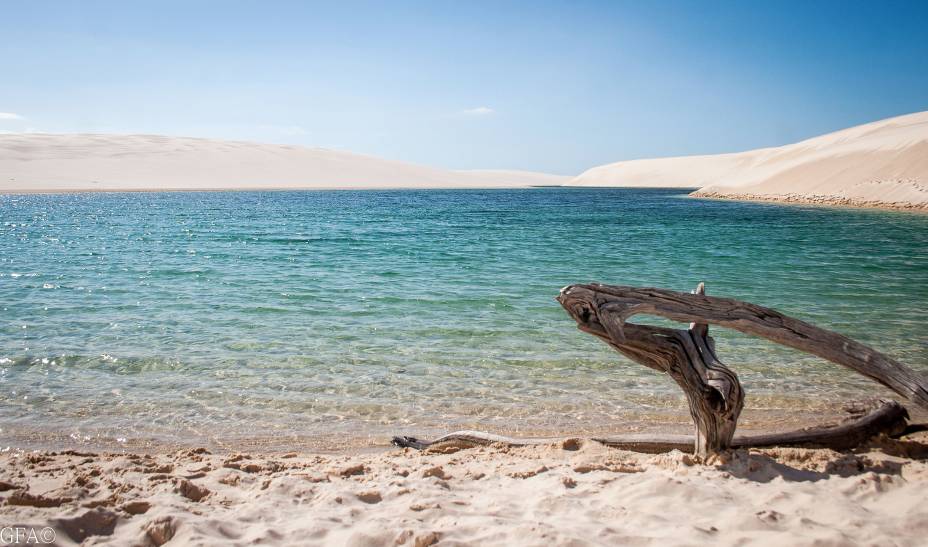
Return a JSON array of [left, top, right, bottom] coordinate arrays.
[[393, 283, 927, 458], [556, 283, 927, 457]]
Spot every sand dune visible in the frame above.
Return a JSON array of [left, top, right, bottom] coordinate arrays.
[[569, 111, 928, 209], [2, 435, 928, 546], [0, 134, 568, 192], [5, 112, 927, 207]]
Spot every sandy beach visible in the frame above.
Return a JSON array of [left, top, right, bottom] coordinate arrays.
[[3, 432, 928, 546]]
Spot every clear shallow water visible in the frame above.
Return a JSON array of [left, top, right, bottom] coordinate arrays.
[[1, 188, 926, 451]]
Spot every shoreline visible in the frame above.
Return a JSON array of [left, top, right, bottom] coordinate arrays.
[[4, 402, 918, 457], [690, 191, 928, 213]]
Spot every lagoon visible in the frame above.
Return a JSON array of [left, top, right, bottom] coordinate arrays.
[[1, 188, 926, 450]]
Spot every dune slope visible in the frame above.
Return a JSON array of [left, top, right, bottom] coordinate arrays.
[[569, 111, 928, 209], [0, 134, 568, 192]]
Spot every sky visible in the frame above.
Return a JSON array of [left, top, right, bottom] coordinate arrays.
[[1, 1, 927, 175]]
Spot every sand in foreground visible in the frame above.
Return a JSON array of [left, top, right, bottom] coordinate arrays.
[[2, 433, 927, 546]]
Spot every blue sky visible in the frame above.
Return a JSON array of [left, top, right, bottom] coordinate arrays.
[[1, 1, 926, 174]]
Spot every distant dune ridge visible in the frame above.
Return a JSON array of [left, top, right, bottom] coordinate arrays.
[[569, 110, 928, 209], [2, 111, 927, 209], [0, 133, 568, 192]]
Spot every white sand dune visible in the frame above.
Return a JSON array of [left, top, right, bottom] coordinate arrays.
[[0, 133, 568, 192], [3, 436, 928, 546], [569, 111, 928, 209], [5, 113, 927, 207]]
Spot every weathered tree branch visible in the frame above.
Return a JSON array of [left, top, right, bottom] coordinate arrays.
[[558, 283, 928, 409], [582, 283, 746, 456], [556, 282, 928, 457]]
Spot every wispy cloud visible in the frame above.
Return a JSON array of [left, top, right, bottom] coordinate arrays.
[[460, 106, 494, 116], [0, 112, 24, 121]]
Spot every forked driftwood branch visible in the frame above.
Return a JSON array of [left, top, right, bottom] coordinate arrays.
[[393, 283, 926, 458], [557, 282, 924, 457]]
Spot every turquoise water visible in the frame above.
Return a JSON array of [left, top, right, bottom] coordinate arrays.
[[1, 188, 927, 451]]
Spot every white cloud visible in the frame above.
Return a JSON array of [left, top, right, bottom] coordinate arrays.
[[0, 112, 23, 121], [461, 106, 494, 116]]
